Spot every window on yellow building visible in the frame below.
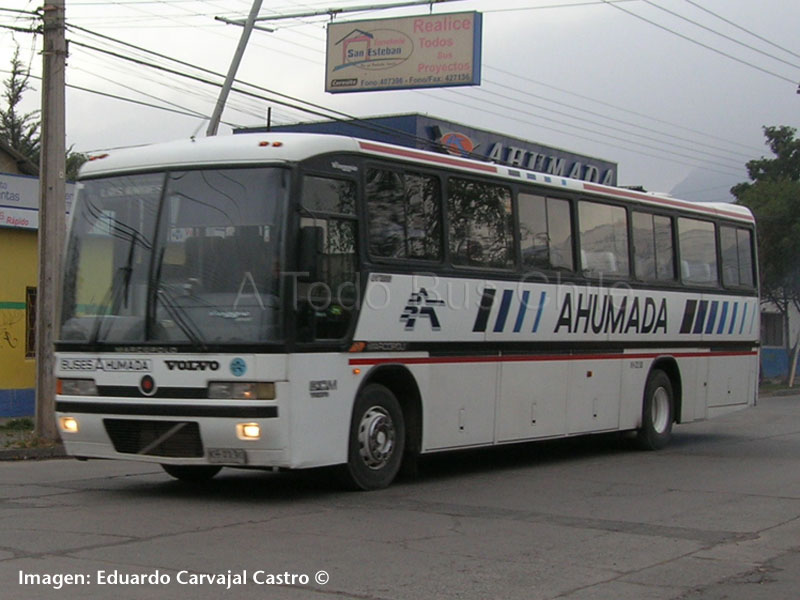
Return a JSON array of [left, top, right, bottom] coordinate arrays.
[[25, 287, 36, 358]]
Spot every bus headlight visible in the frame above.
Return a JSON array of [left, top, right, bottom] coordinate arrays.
[[208, 382, 275, 400], [58, 378, 98, 396]]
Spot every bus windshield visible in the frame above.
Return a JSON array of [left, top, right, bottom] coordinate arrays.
[[59, 167, 288, 346]]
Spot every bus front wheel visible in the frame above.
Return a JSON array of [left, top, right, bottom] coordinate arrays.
[[161, 464, 222, 482], [341, 384, 405, 491], [636, 369, 674, 450]]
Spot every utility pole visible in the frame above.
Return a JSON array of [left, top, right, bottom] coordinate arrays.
[[207, 0, 263, 136], [35, 0, 66, 441]]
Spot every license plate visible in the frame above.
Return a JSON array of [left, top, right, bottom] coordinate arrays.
[[207, 448, 248, 465]]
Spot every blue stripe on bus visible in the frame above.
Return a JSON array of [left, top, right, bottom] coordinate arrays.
[[717, 301, 729, 334], [532, 291, 547, 333], [693, 300, 708, 334], [513, 291, 529, 333], [494, 290, 514, 333], [705, 301, 719, 334], [472, 289, 496, 333], [680, 300, 697, 334], [728, 303, 738, 334], [739, 303, 748, 334]]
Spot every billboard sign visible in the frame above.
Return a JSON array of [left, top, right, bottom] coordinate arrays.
[[0, 172, 75, 230], [326, 11, 482, 93]]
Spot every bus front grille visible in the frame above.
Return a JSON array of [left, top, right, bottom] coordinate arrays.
[[103, 419, 204, 458]]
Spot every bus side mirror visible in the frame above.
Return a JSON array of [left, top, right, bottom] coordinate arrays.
[[298, 226, 323, 282]]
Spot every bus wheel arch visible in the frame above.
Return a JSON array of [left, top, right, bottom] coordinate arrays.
[[359, 365, 423, 458], [652, 357, 682, 423], [341, 365, 422, 490], [636, 359, 681, 451]]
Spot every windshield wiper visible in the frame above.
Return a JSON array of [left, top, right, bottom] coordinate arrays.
[[155, 285, 208, 350], [150, 247, 208, 350]]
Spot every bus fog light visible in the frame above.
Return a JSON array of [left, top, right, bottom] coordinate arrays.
[[59, 417, 79, 433], [236, 422, 261, 440]]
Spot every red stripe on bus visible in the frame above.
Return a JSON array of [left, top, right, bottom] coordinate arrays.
[[349, 350, 757, 367], [582, 183, 754, 222], [358, 141, 499, 174]]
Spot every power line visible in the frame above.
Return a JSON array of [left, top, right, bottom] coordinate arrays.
[[683, 0, 800, 62], [483, 65, 764, 155], [63, 24, 357, 117], [7, 4, 772, 188], [0, 23, 39, 35], [640, 0, 800, 72], [0, 8, 39, 16], [0, 67, 237, 125], [66, 37, 443, 151], [63, 15, 754, 179], [435, 89, 744, 178], [599, 0, 798, 85], [63, 1, 773, 161], [430, 87, 744, 177], [480, 77, 752, 163]]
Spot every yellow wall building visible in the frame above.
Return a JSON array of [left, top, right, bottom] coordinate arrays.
[[1, 142, 40, 417], [0, 229, 37, 416]]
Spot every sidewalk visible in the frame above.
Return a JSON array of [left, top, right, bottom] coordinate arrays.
[[0, 418, 66, 461]]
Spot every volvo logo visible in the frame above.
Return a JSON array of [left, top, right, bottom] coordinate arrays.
[[164, 360, 220, 371]]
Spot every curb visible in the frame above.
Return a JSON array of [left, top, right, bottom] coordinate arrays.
[[0, 444, 67, 461]]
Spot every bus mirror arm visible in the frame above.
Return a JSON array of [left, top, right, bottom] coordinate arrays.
[[298, 226, 323, 282]]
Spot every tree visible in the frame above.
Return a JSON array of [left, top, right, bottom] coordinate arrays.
[[732, 126, 800, 372], [0, 44, 86, 180], [0, 46, 41, 164], [65, 147, 88, 181]]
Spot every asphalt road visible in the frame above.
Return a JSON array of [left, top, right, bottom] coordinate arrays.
[[1, 394, 799, 600]]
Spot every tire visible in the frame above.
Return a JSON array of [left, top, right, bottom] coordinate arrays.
[[161, 464, 222, 482], [636, 369, 674, 451], [340, 383, 405, 491]]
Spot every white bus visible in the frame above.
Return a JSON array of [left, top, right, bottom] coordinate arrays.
[[55, 133, 759, 489]]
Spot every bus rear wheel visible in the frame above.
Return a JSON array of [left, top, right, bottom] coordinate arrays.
[[161, 464, 222, 482], [340, 384, 405, 491], [636, 369, 674, 450]]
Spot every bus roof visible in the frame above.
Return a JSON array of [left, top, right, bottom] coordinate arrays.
[[80, 132, 754, 224], [79, 133, 363, 176]]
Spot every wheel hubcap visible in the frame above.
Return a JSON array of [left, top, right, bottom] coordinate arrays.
[[651, 387, 670, 433], [358, 406, 396, 470]]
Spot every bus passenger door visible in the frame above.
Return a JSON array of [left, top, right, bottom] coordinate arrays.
[[295, 173, 359, 343]]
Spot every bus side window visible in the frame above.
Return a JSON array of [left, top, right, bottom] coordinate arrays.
[[720, 225, 755, 288], [632, 212, 675, 282], [448, 177, 514, 269], [519, 193, 574, 272], [366, 168, 442, 261], [297, 175, 358, 342], [578, 201, 629, 278], [678, 217, 718, 287]]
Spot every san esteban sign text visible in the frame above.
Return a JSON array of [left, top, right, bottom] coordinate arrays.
[[326, 12, 482, 93]]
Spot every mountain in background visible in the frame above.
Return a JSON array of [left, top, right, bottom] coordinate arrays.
[[669, 168, 747, 203]]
